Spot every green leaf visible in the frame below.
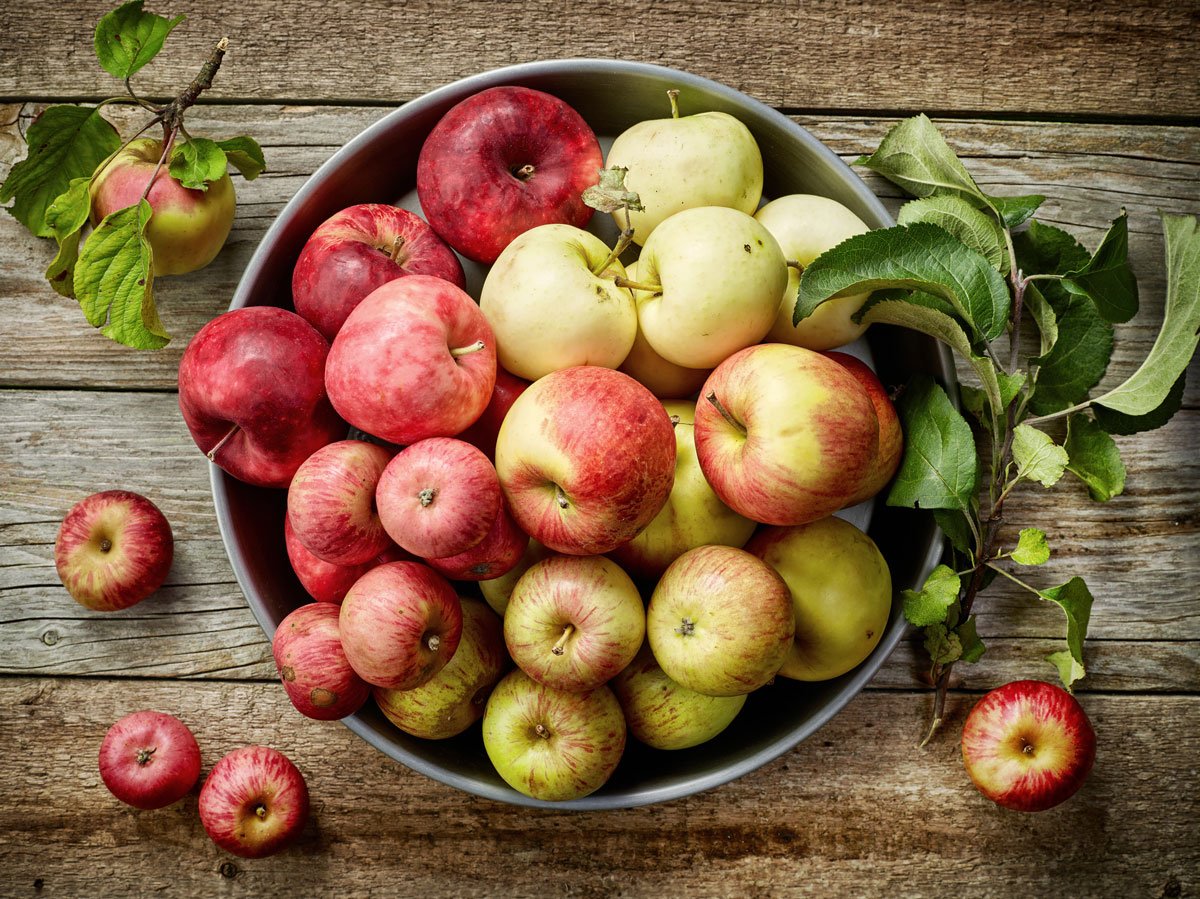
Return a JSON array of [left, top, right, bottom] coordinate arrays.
[[853, 114, 987, 206], [0, 105, 121, 237], [1064, 415, 1126, 501], [998, 370, 1026, 408], [1047, 651, 1086, 691], [43, 177, 93, 298], [1093, 369, 1186, 435], [1061, 210, 1138, 324], [94, 0, 185, 80], [1015, 220, 1091, 289], [796, 222, 1011, 341], [897, 196, 1007, 270], [988, 194, 1045, 229], [858, 299, 1004, 418], [1039, 577, 1094, 691], [1023, 283, 1058, 356], [1091, 213, 1200, 417], [923, 624, 962, 666], [933, 509, 973, 555], [73, 200, 169, 349], [902, 564, 962, 627], [887, 374, 979, 513], [1012, 424, 1068, 487], [215, 136, 266, 180], [169, 138, 228, 190], [956, 616, 986, 663], [1029, 293, 1113, 415], [1012, 527, 1050, 565]]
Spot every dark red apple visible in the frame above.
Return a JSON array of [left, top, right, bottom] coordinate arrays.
[[198, 746, 309, 858], [416, 86, 603, 264], [292, 204, 466, 341], [338, 561, 463, 689], [961, 679, 1097, 812], [427, 499, 528, 581], [55, 490, 173, 611], [98, 710, 201, 809], [455, 366, 530, 459], [283, 515, 406, 604], [376, 437, 502, 559], [178, 306, 345, 489], [325, 275, 496, 445], [273, 603, 370, 720]]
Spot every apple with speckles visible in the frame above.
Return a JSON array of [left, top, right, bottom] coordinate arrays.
[[417, 86, 602, 264], [98, 710, 200, 809], [273, 602, 369, 720], [292, 204, 466, 341], [198, 746, 309, 858]]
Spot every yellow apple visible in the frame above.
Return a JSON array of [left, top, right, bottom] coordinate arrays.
[[616, 260, 711, 398]]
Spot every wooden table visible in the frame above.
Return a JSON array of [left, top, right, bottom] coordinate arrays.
[[1, 2, 1197, 895]]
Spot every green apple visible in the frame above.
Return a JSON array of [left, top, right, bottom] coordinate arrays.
[[746, 517, 892, 681], [480, 224, 636, 380], [611, 642, 745, 750], [480, 538, 549, 617], [611, 400, 755, 578], [374, 598, 508, 739], [604, 91, 762, 245], [755, 195, 871, 350], [633, 206, 786, 368], [504, 554, 644, 692], [646, 545, 793, 697], [482, 669, 626, 802], [616, 260, 711, 398]]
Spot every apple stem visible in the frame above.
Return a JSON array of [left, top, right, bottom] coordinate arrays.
[[513, 163, 536, 182], [667, 89, 680, 119], [613, 276, 662, 295], [418, 487, 437, 508], [534, 723, 551, 740], [786, 259, 805, 273], [426, 634, 441, 653], [99, 538, 113, 553], [136, 747, 156, 766], [139, 124, 178, 204], [550, 624, 574, 656], [675, 617, 695, 637], [255, 803, 267, 819], [450, 340, 486, 358], [554, 485, 570, 510], [668, 414, 680, 429], [591, 228, 636, 277], [388, 235, 408, 265], [206, 423, 241, 462], [704, 391, 747, 436]]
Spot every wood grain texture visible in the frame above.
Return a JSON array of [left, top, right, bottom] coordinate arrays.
[[0, 678, 1195, 898], [2, 389, 1197, 687], [1, 104, 1197, 400], [1, 0, 1197, 117]]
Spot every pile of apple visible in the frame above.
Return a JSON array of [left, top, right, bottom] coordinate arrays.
[[176, 86, 907, 803]]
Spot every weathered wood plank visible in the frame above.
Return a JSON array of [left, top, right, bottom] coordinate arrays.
[[0, 678, 1195, 897], [1, 0, 1197, 118], [1, 105, 1196, 401], [2, 389, 1197, 687]]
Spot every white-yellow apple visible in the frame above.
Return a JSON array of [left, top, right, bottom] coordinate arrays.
[[611, 400, 755, 578], [755, 195, 872, 350], [634, 207, 786, 368], [480, 538, 550, 617], [480, 224, 636, 380], [616, 260, 711, 398], [604, 93, 762, 245], [694, 343, 880, 525], [746, 517, 892, 681]]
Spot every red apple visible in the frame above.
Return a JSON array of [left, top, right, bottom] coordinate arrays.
[[98, 710, 201, 809], [178, 306, 345, 489], [694, 343, 879, 525], [325, 275, 497, 445], [495, 366, 676, 555], [374, 598, 508, 739], [376, 437, 502, 559], [55, 490, 173, 612], [824, 351, 903, 504], [90, 137, 234, 276], [504, 554, 645, 693], [416, 85, 603, 264], [338, 561, 463, 689], [283, 514, 407, 604], [273, 603, 369, 720], [961, 680, 1097, 812], [292, 204, 466, 341], [455, 366, 530, 459], [198, 746, 309, 858], [286, 439, 393, 566], [427, 500, 528, 581]]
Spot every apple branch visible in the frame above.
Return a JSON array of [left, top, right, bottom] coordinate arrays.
[[159, 37, 228, 134]]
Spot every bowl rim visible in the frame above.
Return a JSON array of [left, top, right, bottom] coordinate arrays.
[[213, 57, 954, 810]]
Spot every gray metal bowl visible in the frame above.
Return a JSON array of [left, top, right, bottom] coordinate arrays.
[[214, 59, 953, 809]]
